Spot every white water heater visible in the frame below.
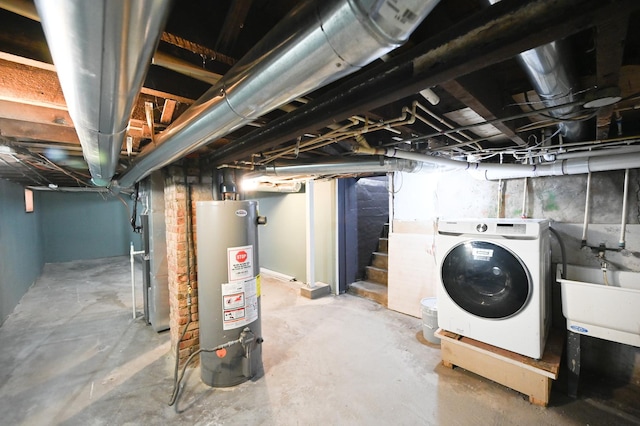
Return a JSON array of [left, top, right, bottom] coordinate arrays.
[[196, 200, 265, 387]]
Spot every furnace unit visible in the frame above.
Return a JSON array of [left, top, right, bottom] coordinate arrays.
[[196, 200, 265, 387]]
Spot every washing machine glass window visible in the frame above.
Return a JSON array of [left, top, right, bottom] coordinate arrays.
[[441, 241, 531, 319]]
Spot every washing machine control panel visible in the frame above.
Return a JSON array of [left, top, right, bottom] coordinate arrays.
[[476, 223, 488, 233]]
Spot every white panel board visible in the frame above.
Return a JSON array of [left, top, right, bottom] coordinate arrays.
[[387, 222, 438, 318]]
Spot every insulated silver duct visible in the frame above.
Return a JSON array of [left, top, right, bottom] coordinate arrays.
[[34, 0, 172, 186], [259, 158, 419, 177], [115, 0, 441, 189], [488, 0, 586, 141]]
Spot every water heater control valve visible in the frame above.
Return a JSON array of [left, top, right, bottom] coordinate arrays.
[[257, 216, 267, 225]]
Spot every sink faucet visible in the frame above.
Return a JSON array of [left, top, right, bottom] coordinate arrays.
[[597, 243, 608, 271]]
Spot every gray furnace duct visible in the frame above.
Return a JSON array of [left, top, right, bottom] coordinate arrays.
[[196, 200, 265, 387]]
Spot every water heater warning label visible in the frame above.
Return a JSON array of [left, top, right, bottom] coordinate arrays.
[[223, 292, 244, 309], [227, 245, 254, 282], [221, 278, 258, 330]]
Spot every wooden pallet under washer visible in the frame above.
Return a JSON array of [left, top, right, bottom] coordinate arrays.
[[436, 328, 563, 406]]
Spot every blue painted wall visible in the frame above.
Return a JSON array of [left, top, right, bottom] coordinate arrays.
[[0, 179, 44, 325], [39, 192, 140, 263]]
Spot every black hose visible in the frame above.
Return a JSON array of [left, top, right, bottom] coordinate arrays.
[[549, 225, 567, 279], [130, 182, 142, 233]]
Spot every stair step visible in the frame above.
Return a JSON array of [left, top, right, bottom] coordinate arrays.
[[365, 265, 388, 285], [348, 280, 388, 307], [378, 237, 388, 253], [381, 223, 390, 238], [371, 251, 388, 269]]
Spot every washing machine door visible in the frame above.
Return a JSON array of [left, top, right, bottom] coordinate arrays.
[[441, 240, 531, 319]]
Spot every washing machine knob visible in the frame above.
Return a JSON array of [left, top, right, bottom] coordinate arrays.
[[476, 223, 488, 233]]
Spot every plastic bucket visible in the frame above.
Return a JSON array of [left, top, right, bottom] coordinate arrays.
[[421, 297, 439, 344]]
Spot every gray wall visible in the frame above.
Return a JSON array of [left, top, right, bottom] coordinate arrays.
[[251, 180, 338, 291], [252, 191, 307, 281], [0, 179, 44, 325], [40, 192, 139, 263]]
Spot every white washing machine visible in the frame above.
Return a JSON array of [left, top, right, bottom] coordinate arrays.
[[436, 218, 551, 359]]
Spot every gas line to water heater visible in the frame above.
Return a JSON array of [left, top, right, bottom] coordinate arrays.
[[168, 327, 260, 408]]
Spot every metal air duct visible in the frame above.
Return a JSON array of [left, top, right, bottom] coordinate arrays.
[[34, 0, 172, 186], [488, 0, 586, 141], [259, 158, 419, 177], [114, 0, 441, 189]]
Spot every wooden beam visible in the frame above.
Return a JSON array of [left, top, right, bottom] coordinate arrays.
[[140, 86, 195, 106], [0, 117, 79, 143], [160, 99, 177, 125], [0, 50, 198, 108], [441, 75, 528, 147], [0, 99, 72, 127], [215, 0, 253, 55], [161, 32, 236, 67], [144, 101, 155, 145], [0, 58, 66, 109], [595, 15, 629, 139]]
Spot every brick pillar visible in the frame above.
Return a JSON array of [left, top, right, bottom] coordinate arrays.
[[165, 165, 213, 365]]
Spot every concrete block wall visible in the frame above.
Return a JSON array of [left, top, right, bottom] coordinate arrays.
[[164, 165, 213, 365]]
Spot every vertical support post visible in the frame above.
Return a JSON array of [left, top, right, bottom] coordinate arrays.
[[335, 180, 340, 295], [306, 179, 315, 288]]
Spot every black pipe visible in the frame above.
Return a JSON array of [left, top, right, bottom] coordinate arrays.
[[549, 225, 567, 279]]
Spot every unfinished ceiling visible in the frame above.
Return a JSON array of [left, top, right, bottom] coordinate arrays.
[[0, 0, 639, 189]]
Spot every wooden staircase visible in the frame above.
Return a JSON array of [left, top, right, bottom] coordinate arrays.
[[348, 224, 389, 306]]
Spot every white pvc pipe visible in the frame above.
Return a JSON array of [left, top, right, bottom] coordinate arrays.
[[497, 179, 504, 218], [130, 243, 136, 319], [522, 177, 528, 218], [305, 179, 315, 288], [554, 145, 640, 160], [130, 242, 145, 320], [376, 147, 640, 181], [582, 172, 592, 244], [620, 169, 630, 248]]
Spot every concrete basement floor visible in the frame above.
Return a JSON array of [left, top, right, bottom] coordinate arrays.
[[1, 257, 639, 425]]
